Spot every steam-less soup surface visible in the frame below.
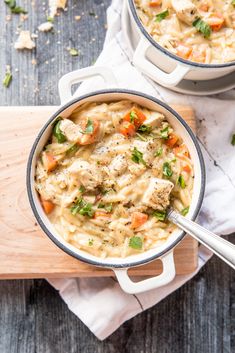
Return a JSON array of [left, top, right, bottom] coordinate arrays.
[[134, 0, 235, 64], [35, 101, 193, 258]]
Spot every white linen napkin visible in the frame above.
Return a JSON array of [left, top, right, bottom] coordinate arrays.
[[48, 0, 235, 340]]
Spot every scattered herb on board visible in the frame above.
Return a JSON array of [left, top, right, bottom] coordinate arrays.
[[160, 126, 169, 139], [3, 66, 12, 88], [5, 0, 27, 14], [178, 175, 186, 189], [193, 18, 211, 38], [129, 236, 143, 250], [154, 147, 163, 157], [131, 147, 146, 166], [71, 198, 94, 217], [155, 9, 169, 22], [53, 118, 67, 143], [153, 210, 166, 221], [163, 162, 173, 178], [82, 119, 94, 134], [181, 206, 189, 216], [231, 134, 235, 146], [69, 48, 79, 56], [47, 16, 54, 22]]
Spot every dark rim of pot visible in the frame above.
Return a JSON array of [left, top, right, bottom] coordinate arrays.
[[128, 0, 235, 69], [27, 89, 206, 269]]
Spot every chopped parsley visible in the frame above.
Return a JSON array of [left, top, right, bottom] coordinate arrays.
[[193, 18, 211, 38], [129, 236, 143, 250], [155, 9, 169, 22], [67, 144, 79, 155], [88, 239, 94, 246], [154, 147, 163, 157], [47, 16, 54, 22], [53, 118, 67, 143], [71, 198, 94, 217], [232, 0, 235, 5], [160, 126, 169, 139], [3, 66, 12, 88], [130, 110, 137, 123], [131, 147, 146, 166], [83, 119, 94, 134], [153, 210, 166, 221], [69, 48, 79, 56], [137, 124, 152, 133], [231, 134, 235, 146], [79, 185, 85, 193], [178, 175, 186, 189], [163, 162, 173, 178], [181, 206, 189, 216], [98, 203, 113, 213], [5, 0, 27, 14]]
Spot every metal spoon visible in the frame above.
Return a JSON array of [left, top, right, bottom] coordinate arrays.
[[167, 208, 235, 270]]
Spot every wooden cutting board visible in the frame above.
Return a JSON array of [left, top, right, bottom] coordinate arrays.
[[0, 105, 198, 279]]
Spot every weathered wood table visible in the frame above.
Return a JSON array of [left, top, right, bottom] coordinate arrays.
[[0, 1, 234, 352]]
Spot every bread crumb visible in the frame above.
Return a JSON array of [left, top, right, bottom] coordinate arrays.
[[75, 15, 81, 21], [49, 0, 67, 18], [14, 31, 36, 50], [31, 59, 37, 65], [38, 22, 53, 32]]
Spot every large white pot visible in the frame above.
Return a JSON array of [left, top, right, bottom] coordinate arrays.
[[27, 66, 205, 294], [127, 0, 235, 87]]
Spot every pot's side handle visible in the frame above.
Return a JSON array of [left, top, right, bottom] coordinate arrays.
[[114, 251, 176, 294], [58, 66, 118, 104], [133, 37, 190, 87]]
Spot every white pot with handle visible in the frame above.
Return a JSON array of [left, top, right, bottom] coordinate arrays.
[[27, 66, 205, 294], [127, 0, 235, 88]]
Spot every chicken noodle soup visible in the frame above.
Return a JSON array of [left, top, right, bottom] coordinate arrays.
[[35, 101, 193, 258], [134, 0, 235, 64]]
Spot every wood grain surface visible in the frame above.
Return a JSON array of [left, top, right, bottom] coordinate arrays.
[[0, 1, 234, 353], [0, 105, 197, 278]]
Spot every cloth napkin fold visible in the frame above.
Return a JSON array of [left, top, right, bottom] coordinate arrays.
[[48, 0, 235, 340]]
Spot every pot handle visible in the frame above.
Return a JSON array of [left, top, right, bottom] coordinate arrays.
[[114, 251, 175, 294], [58, 66, 118, 104], [133, 37, 190, 87]]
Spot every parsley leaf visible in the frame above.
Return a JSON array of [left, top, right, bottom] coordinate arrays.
[[53, 118, 67, 143], [130, 110, 137, 123], [3, 66, 12, 88], [231, 134, 235, 146], [163, 162, 173, 178], [83, 119, 94, 134], [160, 126, 169, 139], [137, 124, 152, 133], [193, 18, 211, 38], [178, 175, 186, 189], [79, 185, 85, 193], [5, 0, 27, 14], [129, 236, 143, 250], [98, 203, 113, 213], [71, 198, 94, 217], [88, 239, 94, 246], [155, 9, 169, 22], [153, 210, 166, 221], [66, 144, 79, 155], [131, 147, 146, 166], [69, 48, 79, 56], [181, 206, 189, 216], [154, 147, 163, 157]]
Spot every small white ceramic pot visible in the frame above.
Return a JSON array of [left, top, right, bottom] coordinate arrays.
[[27, 66, 205, 294], [127, 0, 235, 87]]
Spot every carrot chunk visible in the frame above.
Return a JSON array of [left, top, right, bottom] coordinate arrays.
[[173, 144, 190, 158], [40, 198, 55, 214], [166, 133, 179, 148], [42, 152, 57, 172], [94, 211, 110, 219], [119, 121, 136, 138], [131, 212, 148, 229], [207, 13, 224, 31], [123, 107, 147, 129], [176, 44, 192, 60], [182, 164, 191, 173], [149, 1, 161, 7]]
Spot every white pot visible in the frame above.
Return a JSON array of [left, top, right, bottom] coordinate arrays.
[[27, 66, 205, 294], [127, 0, 235, 87]]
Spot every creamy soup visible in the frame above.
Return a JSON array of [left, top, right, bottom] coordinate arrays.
[[35, 101, 193, 258]]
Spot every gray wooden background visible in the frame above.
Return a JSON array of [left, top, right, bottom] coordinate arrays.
[[0, 1, 234, 352]]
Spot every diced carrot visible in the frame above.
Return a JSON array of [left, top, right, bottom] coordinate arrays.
[[94, 211, 110, 219], [182, 164, 191, 173], [123, 107, 147, 129], [165, 133, 179, 148], [173, 144, 190, 158], [190, 48, 206, 63], [80, 118, 100, 145], [40, 197, 55, 214], [207, 13, 224, 31], [42, 152, 57, 172], [199, 3, 209, 12], [131, 212, 148, 229], [119, 121, 136, 138], [149, 1, 161, 7], [176, 43, 192, 60]]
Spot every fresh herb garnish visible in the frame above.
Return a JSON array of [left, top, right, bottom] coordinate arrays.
[[5, 0, 27, 14], [181, 206, 189, 216], [83, 119, 94, 134], [178, 175, 186, 189], [71, 198, 94, 217], [131, 147, 146, 166], [3, 66, 12, 88], [138, 124, 152, 133], [53, 118, 67, 143], [232, 0, 235, 5], [98, 203, 113, 213], [193, 18, 211, 38], [129, 236, 143, 250], [67, 144, 79, 155], [88, 239, 94, 246], [69, 48, 79, 56], [155, 9, 169, 22], [153, 210, 166, 221], [163, 162, 173, 178], [154, 147, 163, 157], [160, 126, 169, 139], [130, 110, 137, 123], [47, 16, 54, 22], [79, 185, 85, 193], [231, 134, 235, 146]]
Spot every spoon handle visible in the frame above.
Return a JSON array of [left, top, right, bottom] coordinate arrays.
[[168, 210, 235, 270]]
